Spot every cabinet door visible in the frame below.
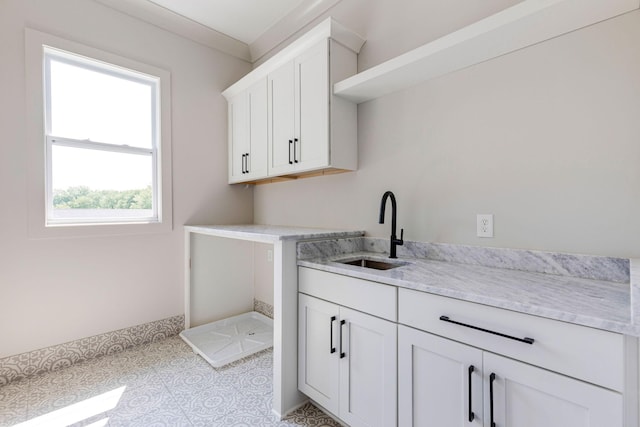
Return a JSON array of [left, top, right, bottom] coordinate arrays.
[[484, 352, 623, 427], [339, 307, 397, 427], [246, 78, 268, 179], [294, 39, 329, 173], [298, 294, 340, 414], [398, 325, 483, 427], [228, 91, 248, 183], [268, 60, 296, 176]]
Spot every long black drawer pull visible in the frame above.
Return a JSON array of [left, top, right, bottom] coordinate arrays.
[[294, 138, 299, 163], [468, 365, 475, 422], [490, 372, 496, 427], [245, 153, 249, 173], [241, 154, 246, 174], [439, 316, 534, 345], [340, 319, 346, 359], [330, 316, 336, 354]]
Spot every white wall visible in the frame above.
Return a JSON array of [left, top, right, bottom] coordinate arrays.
[[254, 2, 640, 259], [0, 0, 253, 357], [253, 243, 274, 307], [187, 237, 273, 328]]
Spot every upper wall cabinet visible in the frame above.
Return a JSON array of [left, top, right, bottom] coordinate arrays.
[[334, 0, 640, 103], [223, 18, 365, 184], [228, 78, 268, 183]]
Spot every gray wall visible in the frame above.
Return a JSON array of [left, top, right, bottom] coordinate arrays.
[[0, 0, 252, 357], [254, 2, 640, 259]]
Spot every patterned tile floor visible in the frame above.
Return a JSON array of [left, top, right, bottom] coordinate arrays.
[[0, 336, 341, 426]]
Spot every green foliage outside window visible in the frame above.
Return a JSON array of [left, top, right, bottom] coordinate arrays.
[[53, 186, 152, 209]]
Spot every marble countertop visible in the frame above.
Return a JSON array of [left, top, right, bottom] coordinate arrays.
[[298, 251, 636, 336], [185, 224, 365, 243]]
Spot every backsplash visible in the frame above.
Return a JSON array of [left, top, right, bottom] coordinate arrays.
[[254, 298, 274, 319], [297, 237, 364, 260], [0, 315, 184, 387], [298, 237, 630, 284]]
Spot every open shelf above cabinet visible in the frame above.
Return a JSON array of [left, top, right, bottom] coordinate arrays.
[[333, 0, 640, 104]]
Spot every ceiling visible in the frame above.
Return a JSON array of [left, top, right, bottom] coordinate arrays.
[[146, 0, 307, 45], [94, 0, 341, 62]]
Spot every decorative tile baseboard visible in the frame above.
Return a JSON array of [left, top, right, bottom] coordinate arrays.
[[0, 314, 184, 387], [254, 299, 274, 319]]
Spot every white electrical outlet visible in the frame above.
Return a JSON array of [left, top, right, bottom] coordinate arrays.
[[477, 214, 494, 238]]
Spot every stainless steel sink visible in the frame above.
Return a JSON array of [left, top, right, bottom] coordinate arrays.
[[338, 258, 403, 270]]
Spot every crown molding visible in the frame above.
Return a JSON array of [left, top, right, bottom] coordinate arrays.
[[94, 0, 252, 62], [249, 0, 342, 63]]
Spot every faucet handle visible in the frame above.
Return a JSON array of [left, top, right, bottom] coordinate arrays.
[[398, 228, 404, 245]]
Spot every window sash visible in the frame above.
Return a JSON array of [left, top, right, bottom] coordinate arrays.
[[45, 136, 160, 225], [43, 48, 159, 145], [43, 48, 161, 226]]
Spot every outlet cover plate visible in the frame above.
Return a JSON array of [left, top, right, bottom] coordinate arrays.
[[477, 214, 494, 238]]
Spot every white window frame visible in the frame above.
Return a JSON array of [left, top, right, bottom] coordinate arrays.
[[44, 48, 161, 225], [25, 28, 173, 237]]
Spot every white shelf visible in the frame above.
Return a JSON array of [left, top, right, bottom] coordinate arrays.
[[333, 0, 639, 104]]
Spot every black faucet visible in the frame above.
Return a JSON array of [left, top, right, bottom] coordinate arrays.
[[379, 191, 404, 259]]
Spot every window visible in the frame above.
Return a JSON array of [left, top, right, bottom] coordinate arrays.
[[26, 28, 172, 237], [44, 48, 160, 225]]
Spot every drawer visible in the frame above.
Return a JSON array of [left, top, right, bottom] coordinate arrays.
[[398, 288, 624, 392], [298, 267, 397, 321]]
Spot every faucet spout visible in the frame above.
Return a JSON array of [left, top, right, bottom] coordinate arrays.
[[379, 191, 404, 258]]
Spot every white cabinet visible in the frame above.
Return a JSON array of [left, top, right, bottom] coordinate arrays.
[[297, 293, 339, 413], [398, 325, 483, 426], [298, 293, 397, 427], [399, 288, 627, 427], [298, 268, 397, 427], [338, 306, 397, 427], [298, 268, 634, 427], [399, 325, 623, 427], [484, 352, 622, 427], [223, 18, 363, 184], [228, 78, 268, 183], [267, 59, 296, 175], [268, 39, 333, 176]]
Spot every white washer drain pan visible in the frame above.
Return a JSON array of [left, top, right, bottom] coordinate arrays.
[[180, 311, 273, 368]]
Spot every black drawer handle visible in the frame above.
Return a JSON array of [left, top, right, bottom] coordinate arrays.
[[330, 316, 336, 354], [294, 137, 299, 163], [468, 365, 475, 422], [245, 152, 249, 173], [340, 319, 346, 358], [490, 372, 496, 427], [439, 316, 534, 345], [288, 140, 293, 164]]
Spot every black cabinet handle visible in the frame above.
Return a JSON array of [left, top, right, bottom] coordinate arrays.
[[241, 154, 246, 174], [490, 372, 496, 427], [288, 140, 293, 164], [468, 365, 475, 422], [340, 319, 346, 359], [330, 316, 336, 354], [245, 152, 249, 173], [439, 316, 534, 345], [294, 138, 299, 163]]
